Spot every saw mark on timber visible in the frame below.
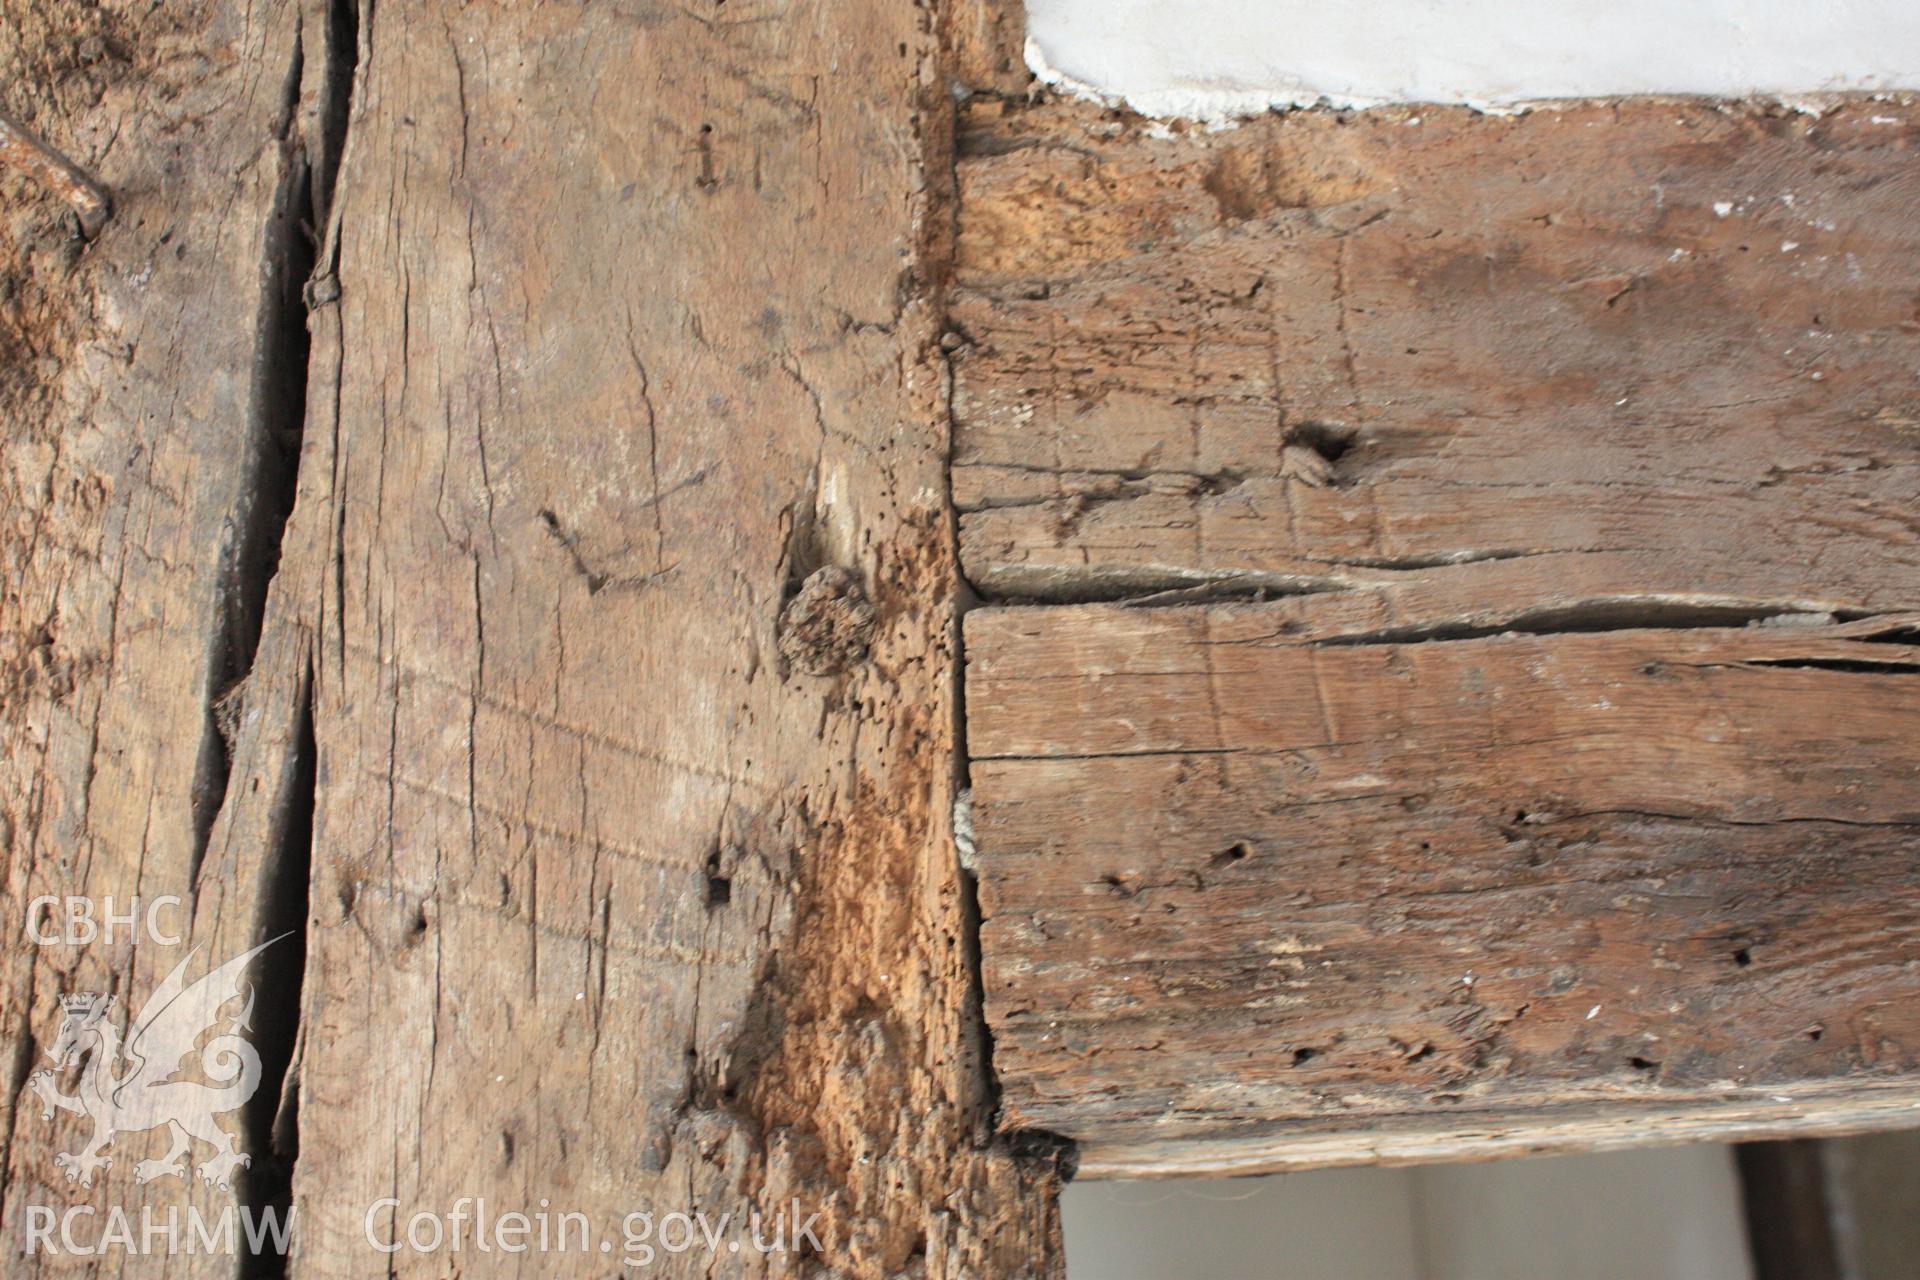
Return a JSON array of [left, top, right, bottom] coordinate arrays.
[[338, 641, 773, 791]]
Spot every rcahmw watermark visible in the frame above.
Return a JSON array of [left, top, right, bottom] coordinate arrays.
[[24, 1204, 293, 1256]]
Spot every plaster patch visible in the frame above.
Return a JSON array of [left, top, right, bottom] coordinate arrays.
[[1025, 0, 1920, 123]]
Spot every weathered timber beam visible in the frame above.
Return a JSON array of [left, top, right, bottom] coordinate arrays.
[[1, 1, 1064, 1275], [957, 96, 1920, 1176], [950, 99, 1920, 610]]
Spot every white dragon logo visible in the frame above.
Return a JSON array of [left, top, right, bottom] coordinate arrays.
[[26, 937, 283, 1190]]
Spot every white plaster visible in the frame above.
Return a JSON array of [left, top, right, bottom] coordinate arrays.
[[1025, 0, 1920, 123], [952, 789, 978, 872]]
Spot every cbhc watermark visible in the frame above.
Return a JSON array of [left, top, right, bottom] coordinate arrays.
[[25, 895, 184, 946]]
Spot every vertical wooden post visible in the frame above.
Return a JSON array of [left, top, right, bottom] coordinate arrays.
[[1, 0, 1064, 1274]]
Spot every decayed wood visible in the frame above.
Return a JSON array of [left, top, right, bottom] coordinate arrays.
[[266, 0, 1061, 1273], [271, 1, 1060, 1277], [2, 0, 1063, 1276], [942, 0, 1031, 97], [1, 2, 314, 1270], [0, 111, 110, 239], [950, 99, 1920, 613], [953, 93, 1920, 1176], [966, 600, 1920, 1174]]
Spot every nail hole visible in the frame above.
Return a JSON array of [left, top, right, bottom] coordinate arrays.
[[1289, 421, 1357, 465], [1210, 841, 1252, 869]]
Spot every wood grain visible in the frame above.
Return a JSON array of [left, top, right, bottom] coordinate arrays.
[[966, 599, 1920, 1174], [281, 1, 1060, 1274], [1, 0, 1064, 1275], [1, 3, 314, 1269], [943, 0, 1030, 96], [952, 93, 1920, 1175], [950, 99, 1920, 614]]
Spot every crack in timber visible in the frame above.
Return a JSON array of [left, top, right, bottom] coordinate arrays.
[[1308, 599, 1872, 647], [187, 33, 316, 886], [234, 673, 316, 1279], [197, 3, 360, 1273], [938, 117, 1082, 1192]]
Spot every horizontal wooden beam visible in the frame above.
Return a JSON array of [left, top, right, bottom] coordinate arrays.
[[954, 96, 1920, 1175], [950, 99, 1920, 610], [967, 604, 1920, 1173]]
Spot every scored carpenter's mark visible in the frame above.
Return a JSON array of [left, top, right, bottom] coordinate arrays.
[[0, 110, 112, 239]]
